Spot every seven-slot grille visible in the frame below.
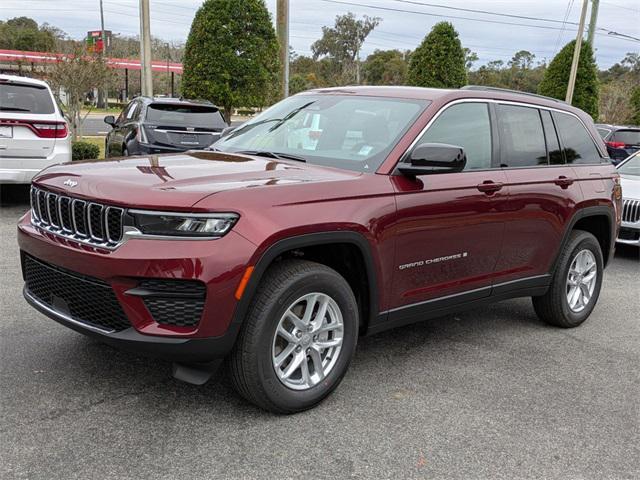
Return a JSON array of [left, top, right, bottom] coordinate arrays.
[[622, 198, 640, 223], [30, 186, 124, 247]]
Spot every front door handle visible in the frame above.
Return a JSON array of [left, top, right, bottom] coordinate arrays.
[[477, 181, 503, 194], [554, 175, 574, 188]]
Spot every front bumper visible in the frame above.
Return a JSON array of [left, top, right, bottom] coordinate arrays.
[[18, 213, 257, 361], [616, 223, 640, 246], [23, 287, 237, 362]]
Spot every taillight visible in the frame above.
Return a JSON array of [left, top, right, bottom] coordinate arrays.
[[606, 141, 626, 149], [32, 122, 68, 138], [0, 119, 67, 138]]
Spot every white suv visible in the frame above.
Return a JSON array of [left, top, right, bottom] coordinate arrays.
[[0, 74, 71, 184]]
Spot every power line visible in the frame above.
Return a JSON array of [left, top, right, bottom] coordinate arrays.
[[390, 0, 580, 26], [317, 0, 640, 43], [554, 0, 575, 55]]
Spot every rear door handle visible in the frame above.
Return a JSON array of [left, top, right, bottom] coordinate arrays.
[[554, 176, 574, 188], [477, 181, 503, 194]]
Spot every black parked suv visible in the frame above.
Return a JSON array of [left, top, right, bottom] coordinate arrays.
[[104, 97, 228, 157], [595, 124, 640, 164]]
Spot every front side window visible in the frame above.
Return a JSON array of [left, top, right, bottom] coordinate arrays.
[[414, 102, 492, 170], [554, 112, 601, 164], [215, 94, 428, 173], [497, 104, 547, 167]]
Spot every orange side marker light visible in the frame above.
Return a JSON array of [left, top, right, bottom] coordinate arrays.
[[235, 266, 255, 300]]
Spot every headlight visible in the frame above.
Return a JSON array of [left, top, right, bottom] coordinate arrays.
[[129, 210, 239, 238]]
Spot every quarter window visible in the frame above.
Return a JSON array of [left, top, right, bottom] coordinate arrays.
[[553, 112, 601, 164], [415, 102, 492, 170], [497, 104, 547, 167]]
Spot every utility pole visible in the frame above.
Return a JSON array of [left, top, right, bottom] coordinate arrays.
[[99, 0, 107, 109], [139, 0, 153, 97], [276, 0, 289, 98], [566, 0, 589, 105], [587, 0, 600, 47]]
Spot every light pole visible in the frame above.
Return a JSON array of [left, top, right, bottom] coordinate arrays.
[[139, 0, 153, 97], [566, 0, 589, 105], [276, 0, 290, 98]]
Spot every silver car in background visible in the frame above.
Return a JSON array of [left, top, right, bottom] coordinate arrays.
[[616, 151, 640, 246]]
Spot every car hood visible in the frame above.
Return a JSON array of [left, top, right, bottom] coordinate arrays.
[[620, 174, 640, 200], [32, 151, 361, 210]]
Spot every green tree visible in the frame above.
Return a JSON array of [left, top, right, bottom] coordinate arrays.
[[630, 86, 640, 125], [0, 16, 59, 51], [362, 49, 408, 85], [311, 13, 380, 85], [463, 47, 478, 72], [182, 0, 279, 121], [407, 22, 467, 88], [538, 40, 599, 119]]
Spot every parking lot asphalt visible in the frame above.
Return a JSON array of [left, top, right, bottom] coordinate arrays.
[[1, 186, 639, 480]]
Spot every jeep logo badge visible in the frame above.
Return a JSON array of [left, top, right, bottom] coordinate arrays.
[[63, 179, 78, 188]]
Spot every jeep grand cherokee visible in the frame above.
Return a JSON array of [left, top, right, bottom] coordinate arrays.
[[18, 86, 621, 413]]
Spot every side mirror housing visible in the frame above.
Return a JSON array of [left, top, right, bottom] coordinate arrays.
[[398, 143, 466, 176], [104, 115, 116, 127]]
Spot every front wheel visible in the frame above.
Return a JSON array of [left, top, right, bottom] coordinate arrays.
[[532, 230, 604, 328], [229, 259, 359, 414]]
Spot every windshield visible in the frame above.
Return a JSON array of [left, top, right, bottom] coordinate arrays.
[[145, 103, 226, 129], [0, 82, 55, 114], [618, 153, 640, 176], [215, 94, 428, 173]]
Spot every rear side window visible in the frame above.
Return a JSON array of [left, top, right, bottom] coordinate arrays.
[[145, 103, 227, 129], [553, 112, 601, 164], [497, 104, 547, 167], [0, 82, 55, 114], [597, 128, 611, 139], [541, 110, 564, 165], [612, 130, 640, 146], [416, 102, 492, 170]]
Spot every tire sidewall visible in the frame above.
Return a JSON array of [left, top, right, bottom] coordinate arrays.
[[253, 269, 358, 411], [557, 234, 603, 326]]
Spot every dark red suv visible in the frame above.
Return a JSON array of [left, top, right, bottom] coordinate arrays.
[[18, 86, 621, 413]]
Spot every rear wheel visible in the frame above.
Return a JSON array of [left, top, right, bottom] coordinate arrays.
[[532, 230, 603, 328], [229, 259, 358, 413]]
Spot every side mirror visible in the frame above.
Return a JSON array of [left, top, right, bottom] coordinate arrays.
[[104, 115, 116, 127], [220, 125, 237, 139], [398, 143, 466, 176]]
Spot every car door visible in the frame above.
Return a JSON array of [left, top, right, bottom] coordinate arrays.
[[390, 101, 509, 315], [108, 101, 137, 156], [493, 104, 583, 288]]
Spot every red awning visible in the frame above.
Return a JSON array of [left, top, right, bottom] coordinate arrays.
[[0, 49, 183, 74]]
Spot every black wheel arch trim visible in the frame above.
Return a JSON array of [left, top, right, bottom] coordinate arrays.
[[228, 231, 380, 340], [551, 205, 616, 273]]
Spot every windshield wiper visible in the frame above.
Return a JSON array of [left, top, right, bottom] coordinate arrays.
[[0, 107, 30, 112], [236, 150, 307, 163]]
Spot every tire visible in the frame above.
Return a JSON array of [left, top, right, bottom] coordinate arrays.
[[229, 259, 359, 414], [532, 229, 604, 328]]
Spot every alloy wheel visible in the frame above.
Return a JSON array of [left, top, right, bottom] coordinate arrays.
[[566, 249, 597, 313], [272, 292, 344, 391]]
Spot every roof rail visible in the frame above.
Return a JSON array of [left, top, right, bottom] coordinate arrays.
[[460, 85, 566, 104]]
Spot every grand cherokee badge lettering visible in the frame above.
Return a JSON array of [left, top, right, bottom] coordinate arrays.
[[63, 179, 77, 188], [399, 252, 468, 270]]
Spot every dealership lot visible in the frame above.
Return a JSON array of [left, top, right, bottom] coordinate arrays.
[[1, 188, 639, 479]]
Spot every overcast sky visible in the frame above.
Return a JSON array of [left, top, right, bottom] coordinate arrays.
[[1, 0, 638, 69]]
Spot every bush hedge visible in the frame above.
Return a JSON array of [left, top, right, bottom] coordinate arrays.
[[72, 141, 100, 161]]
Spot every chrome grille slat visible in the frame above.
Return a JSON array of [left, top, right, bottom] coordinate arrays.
[[622, 199, 640, 223], [30, 186, 124, 249]]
